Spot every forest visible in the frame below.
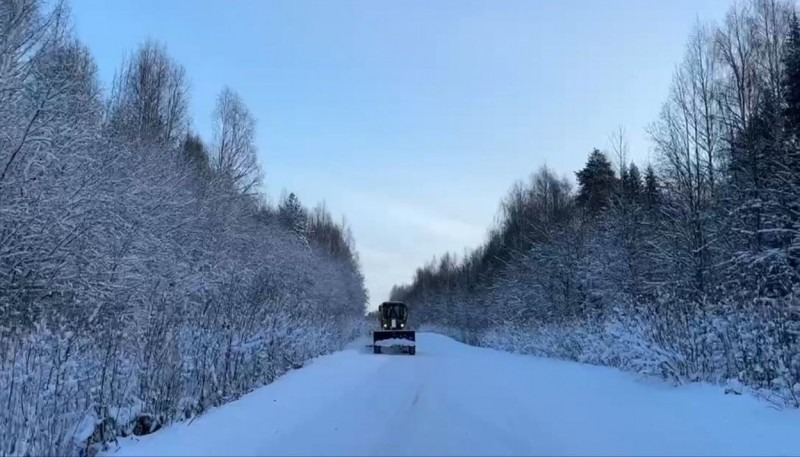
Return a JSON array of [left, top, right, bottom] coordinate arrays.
[[393, 0, 800, 409], [0, 1, 368, 455]]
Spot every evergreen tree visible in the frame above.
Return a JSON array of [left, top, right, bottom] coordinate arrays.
[[181, 132, 210, 176], [642, 165, 660, 210], [622, 162, 643, 204], [780, 11, 800, 275], [575, 149, 617, 215], [783, 12, 800, 139], [279, 192, 308, 236]]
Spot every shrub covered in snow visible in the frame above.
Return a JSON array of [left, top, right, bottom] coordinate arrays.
[[392, 0, 800, 410], [474, 295, 800, 407], [0, 2, 368, 455]]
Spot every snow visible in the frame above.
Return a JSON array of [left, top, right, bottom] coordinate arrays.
[[374, 338, 416, 347], [103, 333, 800, 457], [108, 400, 144, 429], [73, 415, 96, 444]]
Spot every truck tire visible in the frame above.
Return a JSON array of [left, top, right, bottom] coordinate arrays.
[[409, 346, 416, 355], [373, 345, 381, 354]]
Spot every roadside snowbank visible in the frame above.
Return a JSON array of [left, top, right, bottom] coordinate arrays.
[[104, 333, 800, 457]]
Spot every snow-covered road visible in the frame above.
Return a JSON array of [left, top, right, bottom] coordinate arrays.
[[105, 333, 800, 456]]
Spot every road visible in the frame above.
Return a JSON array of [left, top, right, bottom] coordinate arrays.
[[105, 333, 800, 456]]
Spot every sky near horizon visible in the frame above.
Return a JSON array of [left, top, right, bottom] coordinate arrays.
[[70, 0, 733, 310]]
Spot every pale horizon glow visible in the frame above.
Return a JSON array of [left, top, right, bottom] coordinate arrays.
[[69, 0, 733, 310]]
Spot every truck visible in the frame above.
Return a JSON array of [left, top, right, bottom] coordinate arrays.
[[372, 301, 416, 355]]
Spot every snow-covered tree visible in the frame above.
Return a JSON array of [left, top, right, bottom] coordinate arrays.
[[392, 0, 800, 410], [211, 86, 261, 194], [0, 3, 369, 455]]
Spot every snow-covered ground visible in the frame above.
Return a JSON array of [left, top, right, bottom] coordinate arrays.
[[103, 333, 800, 457]]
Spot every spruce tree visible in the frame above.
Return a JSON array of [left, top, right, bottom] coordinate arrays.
[[781, 11, 800, 274], [622, 162, 643, 204], [279, 192, 308, 236], [576, 148, 617, 216], [643, 165, 660, 211], [783, 12, 800, 139]]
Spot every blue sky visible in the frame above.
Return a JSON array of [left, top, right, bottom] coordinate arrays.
[[70, 0, 733, 310]]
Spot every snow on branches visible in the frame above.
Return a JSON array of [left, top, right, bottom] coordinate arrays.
[[0, 2, 368, 455]]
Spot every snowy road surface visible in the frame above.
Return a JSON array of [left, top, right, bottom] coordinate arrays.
[[106, 333, 800, 456]]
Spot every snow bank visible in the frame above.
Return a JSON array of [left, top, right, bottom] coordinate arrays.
[[104, 333, 800, 457], [476, 302, 800, 408]]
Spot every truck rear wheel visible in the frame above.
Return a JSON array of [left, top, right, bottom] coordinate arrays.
[[373, 345, 382, 354], [409, 346, 416, 355]]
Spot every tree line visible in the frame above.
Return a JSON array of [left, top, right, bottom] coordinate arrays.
[[392, 0, 800, 408], [0, 1, 367, 455]]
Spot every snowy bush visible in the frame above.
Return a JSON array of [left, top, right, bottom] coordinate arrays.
[[463, 295, 800, 408], [393, 0, 800, 409], [0, 2, 368, 455]]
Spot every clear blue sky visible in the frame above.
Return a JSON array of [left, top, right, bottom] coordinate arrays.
[[70, 0, 732, 310]]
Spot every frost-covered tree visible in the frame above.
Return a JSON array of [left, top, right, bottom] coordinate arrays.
[[0, 2, 369, 455], [211, 86, 261, 194], [279, 191, 309, 237], [393, 0, 800, 409], [107, 39, 189, 147]]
